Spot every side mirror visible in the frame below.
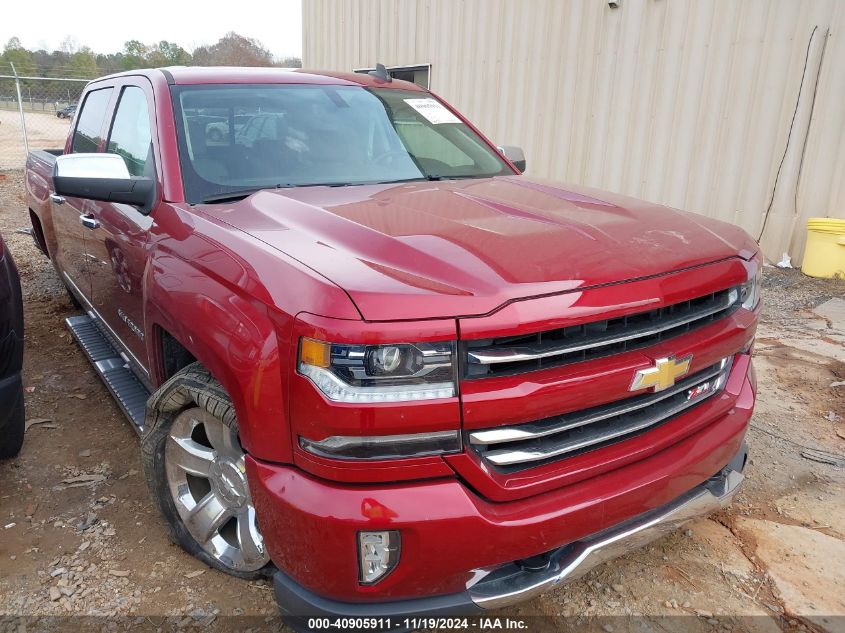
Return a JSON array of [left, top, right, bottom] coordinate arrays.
[[53, 153, 156, 215], [497, 145, 526, 173]]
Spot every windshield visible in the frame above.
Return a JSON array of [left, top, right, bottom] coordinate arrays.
[[171, 84, 513, 203]]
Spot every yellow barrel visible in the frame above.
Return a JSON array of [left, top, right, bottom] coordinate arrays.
[[802, 218, 845, 279]]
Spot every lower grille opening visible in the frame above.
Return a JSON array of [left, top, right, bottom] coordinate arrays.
[[469, 357, 734, 472]]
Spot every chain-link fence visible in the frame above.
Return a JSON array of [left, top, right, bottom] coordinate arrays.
[[0, 70, 88, 170]]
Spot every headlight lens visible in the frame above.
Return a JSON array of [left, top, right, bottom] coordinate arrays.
[[298, 338, 456, 402], [740, 267, 762, 310]]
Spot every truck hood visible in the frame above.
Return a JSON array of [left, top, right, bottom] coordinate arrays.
[[203, 176, 758, 320]]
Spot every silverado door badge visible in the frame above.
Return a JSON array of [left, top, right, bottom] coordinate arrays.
[[630, 355, 692, 392]]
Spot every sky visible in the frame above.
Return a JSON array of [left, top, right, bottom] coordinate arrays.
[[1, 0, 303, 58]]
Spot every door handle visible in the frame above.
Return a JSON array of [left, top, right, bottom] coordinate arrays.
[[50, 194, 66, 205], [79, 214, 100, 230]]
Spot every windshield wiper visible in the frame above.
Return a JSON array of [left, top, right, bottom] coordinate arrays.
[[202, 181, 369, 203], [199, 174, 478, 202], [202, 188, 266, 204], [366, 175, 446, 186], [372, 174, 489, 185], [200, 184, 297, 204]]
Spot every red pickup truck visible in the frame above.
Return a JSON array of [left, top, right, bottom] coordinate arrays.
[[25, 67, 759, 628]]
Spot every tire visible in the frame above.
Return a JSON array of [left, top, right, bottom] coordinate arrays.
[[62, 281, 82, 309], [141, 363, 273, 579], [0, 381, 25, 459]]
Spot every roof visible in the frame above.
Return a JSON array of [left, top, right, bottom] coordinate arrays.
[[91, 66, 426, 91]]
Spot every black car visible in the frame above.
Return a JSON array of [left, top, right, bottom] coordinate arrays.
[[56, 104, 77, 119], [0, 232, 24, 458]]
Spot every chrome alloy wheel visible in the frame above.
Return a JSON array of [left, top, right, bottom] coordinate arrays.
[[164, 408, 269, 571]]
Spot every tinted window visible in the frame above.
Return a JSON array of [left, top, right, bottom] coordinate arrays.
[[72, 88, 113, 153], [107, 86, 152, 177]]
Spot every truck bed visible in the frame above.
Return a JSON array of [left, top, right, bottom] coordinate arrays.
[[28, 149, 61, 165], [25, 149, 62, 258]]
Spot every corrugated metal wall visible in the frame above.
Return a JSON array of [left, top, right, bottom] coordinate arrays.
[[303, 0, 845, 264]]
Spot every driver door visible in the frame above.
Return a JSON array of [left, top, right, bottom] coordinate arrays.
[[52, 87, 114, 301], [82, 81, 155, 378]]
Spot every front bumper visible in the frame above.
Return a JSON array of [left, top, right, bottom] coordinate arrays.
[[468, 445, 746, 609], [272, 445, 746, 625], [248, 360, 754, 625]]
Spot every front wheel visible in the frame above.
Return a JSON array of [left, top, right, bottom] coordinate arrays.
[[141, 364, 272, 578]]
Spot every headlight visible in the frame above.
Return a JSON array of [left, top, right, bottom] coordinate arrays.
[[740, 267, 762, 310], [298, 338, 456, 402]]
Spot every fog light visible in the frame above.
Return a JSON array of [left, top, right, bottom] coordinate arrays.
[[358, 531, 400, 584]]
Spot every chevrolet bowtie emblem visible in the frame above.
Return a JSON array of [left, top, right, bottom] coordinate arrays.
[[630, 355, 693, 392]]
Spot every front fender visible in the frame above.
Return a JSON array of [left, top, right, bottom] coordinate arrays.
[[144, 250, 292, 464], [141, 203, 361, 464]]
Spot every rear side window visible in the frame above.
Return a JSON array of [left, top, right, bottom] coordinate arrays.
[[72, 88, 113, 153], [107, 86, 152, 177]]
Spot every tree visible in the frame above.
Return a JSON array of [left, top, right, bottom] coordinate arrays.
[[192, 32, 274, 67], [96, 52, 126, 75], [2, 37, 37, 75], [2, 33, 298, 87], [68, 46, 99, 78], [147, 41, 192, 67], [60, 36, 79, 55], [122, 40, 148, 70]]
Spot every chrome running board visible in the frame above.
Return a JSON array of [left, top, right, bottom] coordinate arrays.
[[65, 315, 150, 434]]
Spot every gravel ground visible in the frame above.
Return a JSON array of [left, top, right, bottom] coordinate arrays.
[[0, 168, 843, 633], [0, 111, 70, 170]]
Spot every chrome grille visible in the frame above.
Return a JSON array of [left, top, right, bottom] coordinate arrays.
[[464, 287, 739, 378], [469, 357, 733, 470]]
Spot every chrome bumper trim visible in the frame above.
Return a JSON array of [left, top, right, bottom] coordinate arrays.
[[468, 461, 745, 610]]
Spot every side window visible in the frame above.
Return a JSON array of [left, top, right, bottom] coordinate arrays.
[[71, 88, 113, 153], [107, 86, 152, 177]]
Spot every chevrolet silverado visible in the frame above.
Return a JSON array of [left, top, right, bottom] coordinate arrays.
[[24, 66, 760, 629]]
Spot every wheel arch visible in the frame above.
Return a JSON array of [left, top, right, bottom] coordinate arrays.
[[28, 209, 49, 257], [140, 364, 273, 578], [144, 279, 294, 465]]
